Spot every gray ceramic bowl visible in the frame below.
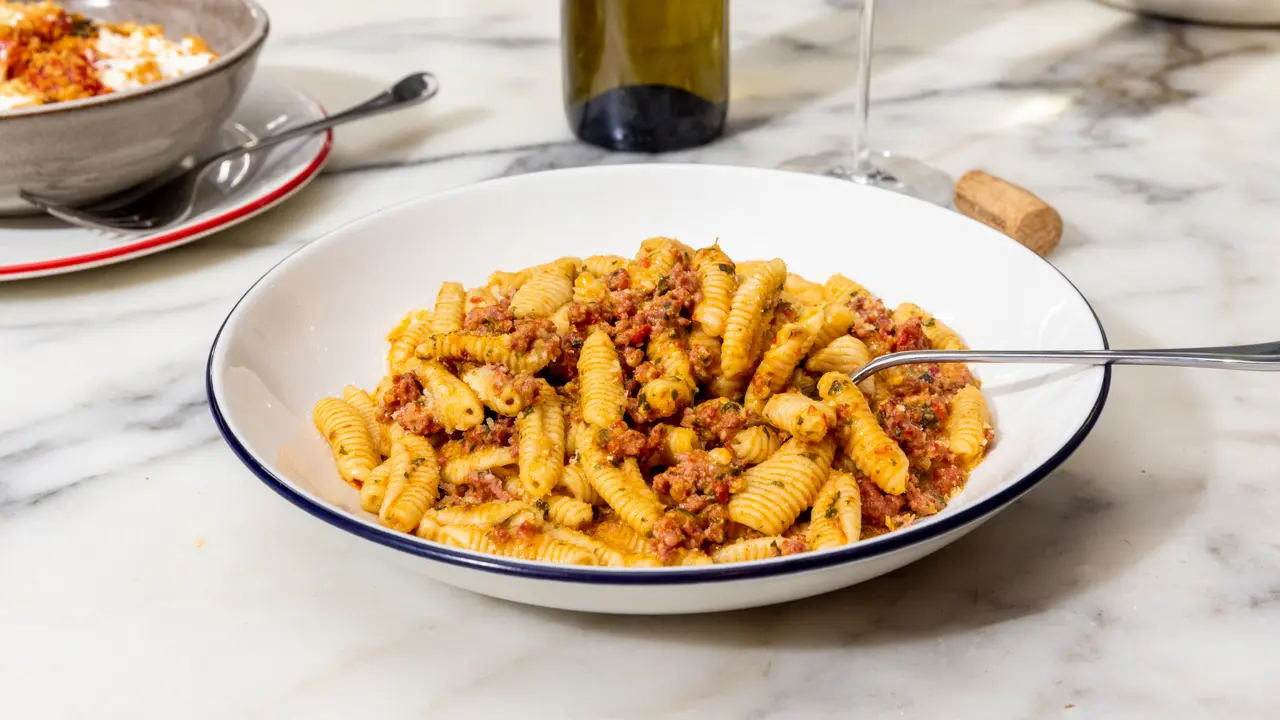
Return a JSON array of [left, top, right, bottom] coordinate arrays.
[[0, 0, 269, 215]]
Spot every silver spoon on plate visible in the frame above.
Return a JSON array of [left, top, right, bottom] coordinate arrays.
[[22, 71, 439, 233]]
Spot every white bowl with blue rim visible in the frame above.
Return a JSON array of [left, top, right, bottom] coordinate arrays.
[[207, 164, 1109, 615]]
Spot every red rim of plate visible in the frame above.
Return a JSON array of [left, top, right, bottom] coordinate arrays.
[[0, 128, 333, 277]]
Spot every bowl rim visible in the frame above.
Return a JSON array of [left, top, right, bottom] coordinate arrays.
[[206, 164, 1112, 586], [0, 0, 269, 120]]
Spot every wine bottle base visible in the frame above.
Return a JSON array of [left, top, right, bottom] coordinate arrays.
[[567, 84, 727, 154]]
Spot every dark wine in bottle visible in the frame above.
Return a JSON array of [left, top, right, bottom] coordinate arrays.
[[561, 0, 728, 153]]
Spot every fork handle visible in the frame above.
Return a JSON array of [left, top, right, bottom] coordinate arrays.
[[201, 72, 440, 168], [847, 341, 1280, 384]]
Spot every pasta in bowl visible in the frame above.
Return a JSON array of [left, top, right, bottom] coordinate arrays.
[[208, 164, 1108, 614], [312, 239, 995, 568]]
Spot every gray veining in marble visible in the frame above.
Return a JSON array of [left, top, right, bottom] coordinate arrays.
[[2, 0, 1279, 717]]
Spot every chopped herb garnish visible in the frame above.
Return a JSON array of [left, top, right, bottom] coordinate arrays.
[[337, 446, 348, 455], [717, 263, 735, 275], [69, 16, 94, 38], [521, 405, 535, 417], [770, 480, 786, 488], [534, 499, 550, 513], [824, 504, 838, 519], [403, 472, 411, 479], [670, 388, 680, 400], [829, 379, 844, 394], [722, 401, 741, 413]]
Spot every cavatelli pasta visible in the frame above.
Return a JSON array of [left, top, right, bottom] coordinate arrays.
[[893, 302, 967, 351], [692, 244, 736, 336], [411, 359, 485, 431], [745, 306, 823, 413], [636, 329, 695, 421], [729, 425, 784, 465], [325, 237, 994, 568], [512, 260, 575, 318], [437, 525, 597, 565], [706, 374, 746, 401], [430, 282, 466, 334], [433, 501, 532, 527], [631, 236, 686, 294], [810, 301, 857, 351], [947, 384, 991, 466], [557, 462, 600, 505], [580, 429, 663, 535], [805, 335, 872, 375], [818, 372, 908, 495], [583, 254, 628, 278], [762, 392, 836, 443], [831, 471, 862, 544], [384, 434, 439, 532], [578, 329, 626, 428], [442, 445, 517, 484], [589, 516, 651, 556], [823, 273, 874, 306], [359, 459, 392, 514], [488, 268, 531, 298], [341, 385, 389, 457], [386, 308, 430, 343], [418, 332, 554, 374], [722, 258, 787, 380], [573, 271, 609, 303], [656, 425, 700, 465], [542, 495, 594, 529], [314, 397, 379, 487], [387, 317, 434, 375], [687, 325, 722, 385], [712, 537, 794, 564], [465, 285, 496, 312], [807, 476, 845, 550], [517, 383, 566, 499], [783, 273, 825, 307], [727, 436, 835, 536], [461, 364, 534, 417]]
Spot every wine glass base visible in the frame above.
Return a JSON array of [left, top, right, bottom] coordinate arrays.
[[778, 150, 955, 208]]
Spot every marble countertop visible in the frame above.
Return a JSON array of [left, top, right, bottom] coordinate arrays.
[[4, 0, 1280, 717]]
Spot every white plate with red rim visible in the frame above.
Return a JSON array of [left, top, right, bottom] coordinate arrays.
[[207, 164, 1110, 615], [0, 73, 330, 281]]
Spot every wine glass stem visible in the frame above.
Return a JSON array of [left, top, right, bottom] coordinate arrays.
[[850, 0, 876, 178]]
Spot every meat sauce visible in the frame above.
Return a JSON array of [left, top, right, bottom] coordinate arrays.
[[648, 451, 745, 560], [553, 256, 701, 383], [356, 242, 991, 564], [858, 323, 986, 530]]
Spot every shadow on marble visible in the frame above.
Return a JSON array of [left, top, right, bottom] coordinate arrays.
[[507, 311, 1208, 644], [728, 0, 1004, 135], [996, 15, 1275, 129]]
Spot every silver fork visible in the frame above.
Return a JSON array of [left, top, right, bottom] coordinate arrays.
[[21, 72, 439, 232], [847, 340, 1280, 385]]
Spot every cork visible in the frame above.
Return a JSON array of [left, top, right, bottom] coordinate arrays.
[[953, 170, 1062, 257]]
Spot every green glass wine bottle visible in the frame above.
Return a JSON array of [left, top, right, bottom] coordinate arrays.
[[561, 0, 729, 153]]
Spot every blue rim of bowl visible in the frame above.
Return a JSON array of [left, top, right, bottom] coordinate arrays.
[[0, 0, 269, 119], [206, 176, 1112, 586]]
